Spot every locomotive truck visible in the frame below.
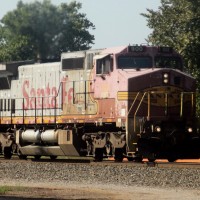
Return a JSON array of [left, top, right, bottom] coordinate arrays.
[[0, 44, 199, 162]]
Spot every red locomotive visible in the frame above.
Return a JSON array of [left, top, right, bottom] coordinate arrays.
[[0, 45, 199, 161]]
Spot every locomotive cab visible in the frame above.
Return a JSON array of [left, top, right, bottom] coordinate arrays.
[[122, 46, 199, 162]]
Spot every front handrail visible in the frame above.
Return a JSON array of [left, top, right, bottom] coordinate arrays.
[[127, 92, 140, 116], [134, 92, 147, 132], [131, 91, 195, 132]]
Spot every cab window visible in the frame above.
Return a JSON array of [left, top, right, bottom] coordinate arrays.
[[155, 56, 183, 70], [96, 56, 113, 75], [118, 56, 152, 69]]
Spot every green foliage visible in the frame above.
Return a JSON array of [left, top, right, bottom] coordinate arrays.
[[0, 186, 12, 194], [142, 0, 200, 76], [0, 0, 95, 62], [142, 0, 200, 114], [142, 0, 192, 52], [0, 185, 24, 194]]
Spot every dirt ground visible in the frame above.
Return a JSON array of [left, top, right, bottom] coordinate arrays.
[[0, 182, 199, 200]]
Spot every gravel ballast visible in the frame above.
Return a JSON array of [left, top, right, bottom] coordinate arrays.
[[0, 161, 199, 190]]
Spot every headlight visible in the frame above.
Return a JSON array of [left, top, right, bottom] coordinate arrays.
[[163, 79, 169, 84], [187, 127, 193, 133], [155, 126, 161, 133], [163, 73, 169, 84], [163, 73, 169, 78]]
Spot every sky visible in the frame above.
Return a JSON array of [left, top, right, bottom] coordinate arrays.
[[0, 0, 161, 49]]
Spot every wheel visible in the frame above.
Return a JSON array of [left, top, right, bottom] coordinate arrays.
[[94, 148, 103, 162], [134, 156, 143, 162], [148, 158, 156, 162], [127, 157, 134, 161], [18, 150, 27, 160], [18, 155, 27, 160], [105, 143, 112, 156], [50, 156, 57, 160], [114, 149, 123, 162], [34, 155, 41, 160], [168, 158, 177, 162], [4, 147, 12, 159]]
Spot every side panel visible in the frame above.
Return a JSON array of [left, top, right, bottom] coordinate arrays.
[[61, 70, 98, 116]]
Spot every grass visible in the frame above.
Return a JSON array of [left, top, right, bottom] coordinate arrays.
[[0, 185, 25, 195]]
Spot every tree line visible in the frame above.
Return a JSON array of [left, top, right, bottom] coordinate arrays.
[[1, 0, 200, 93], [142, 0, 200, 113], [0, 0, 95, 62]]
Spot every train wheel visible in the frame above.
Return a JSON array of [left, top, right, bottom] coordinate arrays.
[[4, 147, 12, 159], [114, 149, 123, 162], [148, 158, 156, 162], [34, 155, 41, 160], [127, 157, 134, 161], [106, 143, 112, 156], [167, 158, 177, 162], [94, 148, 103, 162], [134, 157, 143, 162], [18, 155, 27, 160], [50, 156, 57, 160], [17, 149, 27, 160]]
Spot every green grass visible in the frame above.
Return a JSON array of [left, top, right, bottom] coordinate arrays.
[[0, 185, 25, 195]]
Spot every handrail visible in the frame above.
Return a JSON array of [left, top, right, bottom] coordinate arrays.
[[132, 91, 196, 132], [180, 93, 183, 117], [134, 92, 147, 132], [127, 92, 140, 116]]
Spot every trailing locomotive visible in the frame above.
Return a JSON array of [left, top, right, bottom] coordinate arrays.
[[0, 45, 199, 162]]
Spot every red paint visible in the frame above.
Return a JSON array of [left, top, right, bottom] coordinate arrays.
[[62, 77, 74, 105], [22, 80, 29, 109], [22, 79, 73, 109], [22, 80, 58, 109]]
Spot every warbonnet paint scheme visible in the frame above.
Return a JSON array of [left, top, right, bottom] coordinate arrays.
[[0, 45, 199, 162]]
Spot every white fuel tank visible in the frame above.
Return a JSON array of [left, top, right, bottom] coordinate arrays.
[[21, 130, 41, 143], [41, 130, 58, 143]]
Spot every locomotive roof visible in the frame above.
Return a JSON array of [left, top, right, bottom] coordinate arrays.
[[61, 46, 127, 59], [18, 62, 60, 69], [101, 46, 127, 54]]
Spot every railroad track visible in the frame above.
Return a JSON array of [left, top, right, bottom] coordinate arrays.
[[1, 155, 200, 169]]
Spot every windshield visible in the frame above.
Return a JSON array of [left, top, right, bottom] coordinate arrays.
[[118, 56, 152, 69], [155, 56, 183, 70]]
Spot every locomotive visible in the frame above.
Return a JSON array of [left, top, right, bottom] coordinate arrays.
[[0, 44, 199, 162]]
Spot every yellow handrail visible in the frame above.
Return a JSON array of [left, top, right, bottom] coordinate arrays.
[[134, 92, 147, 132], [127, 92, 140, 115]]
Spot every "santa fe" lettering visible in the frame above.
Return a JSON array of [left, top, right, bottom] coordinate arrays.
[[22, 80, 58, 109]]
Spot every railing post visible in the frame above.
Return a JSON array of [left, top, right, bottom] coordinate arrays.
[[147, 92, 150, 118], [23, 98, 25, 124], [35, 97, 37, 124], [85, 81, 87, 110], [54, 97, 57, 124], [191, 93, 194, 116], [42, 97, 44, 124], [180, 93, 183, 117], [165, 93, 168, 116], [134, 92, 146, 132]]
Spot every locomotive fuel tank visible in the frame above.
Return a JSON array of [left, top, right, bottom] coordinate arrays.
[[16, 129, 85, 157]]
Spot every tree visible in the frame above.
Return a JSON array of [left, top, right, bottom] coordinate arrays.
[[142, 0, 200, 113], [141, 0, 200, 76], [142, 0, 192, 55], [0, 0, 95, 62]]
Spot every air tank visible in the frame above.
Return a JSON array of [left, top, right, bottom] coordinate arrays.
[[41, 130, 58, 143], [21, 130, 41, 143]]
